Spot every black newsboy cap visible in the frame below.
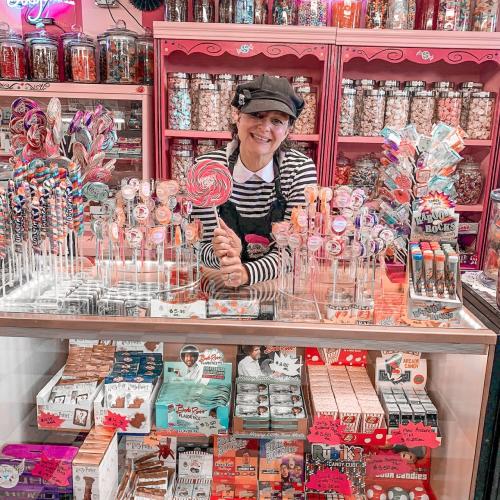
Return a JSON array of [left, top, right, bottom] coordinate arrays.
[[231, 74, 305, 119]]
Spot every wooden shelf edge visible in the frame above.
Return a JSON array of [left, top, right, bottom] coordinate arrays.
[[456, 204, 483, 212], [164, 130, 320, 141]]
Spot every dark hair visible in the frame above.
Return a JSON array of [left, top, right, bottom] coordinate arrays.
[[242, 345, 260, 355]]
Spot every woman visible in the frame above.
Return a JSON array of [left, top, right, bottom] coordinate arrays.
[[192, 74, 318, 287]]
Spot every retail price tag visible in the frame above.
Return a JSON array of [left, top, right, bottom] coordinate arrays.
[[32, 454, 72, 487], [366, 451, 413, 477], [150, 299, 207, 319], [198, 416, 223, 436], [37, 410, 64, 429], [389, 422, 440, 449], [103, 410, 129, 431], [269, 352, 302, 377], [306, 468, 352, 494], [307, 416, 346, 445]]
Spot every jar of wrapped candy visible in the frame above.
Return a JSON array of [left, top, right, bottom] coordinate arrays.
[[358, 89, 386, 136], [0, 25, 25, 80], [219, 0, 235, 21], [410, 90, 435, 135], [297, 0, 328, 25], [339, 87, 356, 136], [235, 0, 255, 23], [190, 73, 212, 129], [273, 0, 296, 24], [195, 139, 217, 156], [168, 72, 190, 88], [459, 81, 483, 129], [384, 89, 409, 129], [335, 153, 351, 185], [436, 0, 472, 30], [437, 90, 462, 127], [168, 81, 192, 130], [217, 74, 236, 131], [101, 21, 138, 84], [97, 35, 106, 83], [137, 32, 154, 85], [25, 27, 59, 82], [472, 0, 498, 31], [378, 80, 400, 91], [387, 0, 409, 28], [407, 0, 417, 27], [365, 0, 388, 28], [466, 91, 496, 139], [332, 0, 362, 26], [293, 84, 317, 134], [254, 0, 269, 23], [349, 157, 379, 198], [354, 79, 376, 134], [484, 189, 500, 280], [197, 82, 221, 131], [456, 160, 482, 205], [194, 0, 215, 21], [68, 36, 97, 83], [61, 28, 83, 81], [170, 149, 194, 189], [165, 0, 188, 21]]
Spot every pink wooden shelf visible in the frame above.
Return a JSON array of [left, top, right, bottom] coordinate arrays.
[[463, 139, 492, 147], [456, 204, 483, 212], [164, 129, 320, 142], [337, 137, 492, 147]]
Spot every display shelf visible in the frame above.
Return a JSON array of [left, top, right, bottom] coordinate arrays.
[[456, 204, 484, 212], [338, 136, 492, 147], [164, 129, 320, 142]]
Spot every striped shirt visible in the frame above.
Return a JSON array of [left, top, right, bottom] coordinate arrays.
[[192, 141, 318, 285]]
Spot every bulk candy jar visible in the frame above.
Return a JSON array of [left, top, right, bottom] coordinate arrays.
[[407, 0, 417, 27], [219, 0, 235, 21], [387, 0, 409, 28], [459, 81, 483, 129], [97, 35, 106, 83], [379, 80, 400, 91], [168, 81, 192, 130], [69, 36, 97, 83], [297, 0, 328, 25], [102, 21, 138, 84], [197, 83, 221, 132], [358, 89, 386, 137], [437, 90, 462, 127], [484, 189, 500, 280], [466, 91, 496, 139], [332, 0, 362, 26], [436, 0, 472, 30], [339, 87, 356, 136], [165, 0, 188, 21], [349, 157, 379, 198], [26, 27, 59, 82], [293, 84, 317, 134], [0, 24, 25, 80], [335, 153, 351, 185], [235, 0, 255, 23], [410, 90, 435, 135], [472, 0, 498, 30], [61, 28, 83, 81], [190, 73, 212, 129], [273, 0, 296, 24], [456, 160, 482, 205], [293, 141, 314, 158], [196, 139, 217, 156], [254, 0, 269, 23], [384, 90, 409, 129], [354, 79, 376, 135], [171, 149, 194, 189], [365, 0, 388, 28], [194, 0, 215, 22], [217, 74, 236, 131], [137, 33, 154, 85]]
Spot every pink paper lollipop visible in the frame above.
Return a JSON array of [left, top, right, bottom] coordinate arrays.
[[186, 159, 232, 208]]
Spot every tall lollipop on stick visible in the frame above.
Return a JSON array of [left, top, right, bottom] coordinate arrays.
[[185, 159, 233, 228]]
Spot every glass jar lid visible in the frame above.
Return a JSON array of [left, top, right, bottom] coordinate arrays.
[[25, 24, 58, 44], [172, 150, 193, 157], [172, 138, 193, 145], [170, 72, 189, 79], [439, 90, 461, 98], [379, 80, 400, 88], [293, 75, 312, 84], [192, 72, 211, 80], [137, 28, 153, 43], [197, 139, 216, 145], [404, 80, 426, 87], [342, 78, 354, 86], [364, 89, 386, 96], [102, 20, 138, 39], [386, 89, 409, 97], [171, 81, 189, 89], [239, 74, 255, 82], [471, 91, 496, 98], [459, 162, 481, 170], [355, 79, 376, 87], [459, 81, 483, 90], [0, 23, 23, 43], [413, 90, 434, 97], [216, 74, 235, 81], [199, 82, 218, 91], [296, 85, 315, 94], [342, 87, 356, 95], [433, 81, 455, 89]]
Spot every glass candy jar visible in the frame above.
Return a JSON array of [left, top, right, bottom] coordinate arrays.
[[190, 73, 212, 130], [472, 0, 498, 31], [26, 26, 59, 82], [339, 87, 356, 136], [358, 89, 386, 136], [387, 0, 409, 28], [195, 139, 217, 156], [293, 84, 317, 134], [137, 32, 154, 85], [68, 35, 97, 83], [332, 0, 362, 26], [197, 82, 221, 131], [165, 0, 188, 21], [436, 90, 462, 127], [436, 0, 472, 30], [101, 21, 138, 84], [219, 0, 235, 21], [459, 81, 483, 129], [297, 0, 328, 25], [254, 0, 269, 23], [170, 149, 194, 190], [465, 91, 496, 140], [350, 157, 379, 198], [384, 89, 409, 129], [194, 0, 215, 22], [168, 81, 192, 130], [354, 79, 376, 135], [0, 24, 25, 80], [235, 0, 255, 23], [456, 159, 482, 206], [97, 35, 106, 83], [365, 0, 388, 28], [217, 74, 236, 131], [410, 90, 435, 135], [335, 153, 351, 185], [484, 189, 500, 280], [273, 0, 296, 24]]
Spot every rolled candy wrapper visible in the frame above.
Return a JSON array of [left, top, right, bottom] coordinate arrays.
[[186, 159, 233, 208], [24, 109, 47, 131], [11, 97, 38, 117]]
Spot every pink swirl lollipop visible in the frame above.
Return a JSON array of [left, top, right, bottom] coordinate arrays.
[[186, 159, 232, 208]]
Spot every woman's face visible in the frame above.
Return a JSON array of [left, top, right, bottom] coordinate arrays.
[[237, 110, 291, 157]]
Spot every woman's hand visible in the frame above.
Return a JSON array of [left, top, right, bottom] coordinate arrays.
[[212, 219, 242, 259], [220, 255, 249, 287]]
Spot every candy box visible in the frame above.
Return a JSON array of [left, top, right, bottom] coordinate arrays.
[[93, 375, 162, 434], [0, 443, 79, 498], [37, 366, 103, 431]]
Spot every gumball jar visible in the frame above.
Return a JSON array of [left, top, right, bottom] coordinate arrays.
[[0, 24, 25, 81], [387, 486, 410, 500], [366, 484, 388, 499], [409, 486, 430, 500]]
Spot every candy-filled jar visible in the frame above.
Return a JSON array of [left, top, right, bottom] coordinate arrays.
[[407, 0, 417, 27], [292, 141, 314, 158], [358, 89, 386, 137], [484, 189, 500, 280], [297, 0, 328, 25], [459, 81, 483, 129], [168, 81, 192, 130], [437, 90, 462, 127], [339, 87, 356, 136], [293, 84, 317, 134], [332, 0, 362, 26], [61, 28, 82, 81], [26, 27, 59, 82], [172, 138, 194, 151], [217, 74, 236, 131], [365, 0, 388, 28], [0, 25, 25, 80], [235, 0, 255, 23], [384, 90, 409, 129], [466, 91, 496, 139], [97, 35, 106, 83], [254, 0, 269, 23], [349, 157, 379, 198], [354, 79, 376, 135], [194, 0, 215, 22], [69, 37, 97, 83], [165, 0, 188, 21], [170, 149, 194, 189], [273, 0, 296, 24], [102, 21, 138, 84], [197, 82, 221, 131], [335, 153, 351, 185], [456, 160, 482, 205], [410, 90, 435, 135], [195, 139, 217, 156], [472, 0, 498, 31], [219, 0, 235, 21], [137, 33, 154, 85], [387, 0, 409, 28], [190, 73, 212, 129], [436, 0, 472, 29]]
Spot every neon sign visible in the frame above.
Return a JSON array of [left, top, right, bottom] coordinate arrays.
[[6, 0, 75, 23]]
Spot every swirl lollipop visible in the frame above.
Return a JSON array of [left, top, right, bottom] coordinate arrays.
[[186, 159, 232, 226]]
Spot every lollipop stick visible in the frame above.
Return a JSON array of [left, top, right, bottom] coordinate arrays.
[[213, 206, 221, 228]]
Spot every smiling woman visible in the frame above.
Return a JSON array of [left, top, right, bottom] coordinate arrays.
[[191, 74, 318, 287]]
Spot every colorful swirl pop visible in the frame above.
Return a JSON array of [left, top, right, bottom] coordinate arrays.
[[185, 159, 233, 208]]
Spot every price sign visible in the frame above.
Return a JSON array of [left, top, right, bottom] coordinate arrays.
[[366, 451, 413, 477], [198, 416, 223, 436], [306, 469, 352, 495], [307, 416, 346, 445], [389, 422, 440, 449], [37, 411, 64, 429], [103, 411, 129, 431], [32, 454, 72, 487]]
